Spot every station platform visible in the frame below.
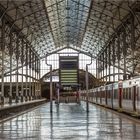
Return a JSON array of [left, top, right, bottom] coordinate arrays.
[[0, 99, 46, 121], [0, 101, 140, 140], [0, 99, 45, 110]]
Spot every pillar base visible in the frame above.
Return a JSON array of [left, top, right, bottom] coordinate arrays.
[[15, 96, 19, 103], [33, 96, 37, 100], [20, 96, 24, 102], [9, 96, 12, 104], [25, 96, 28, 102], [38, 96, 41, 99], [1, 97, 5, 105], [29, 96, 32, 101], [31, 96, 34, 100]]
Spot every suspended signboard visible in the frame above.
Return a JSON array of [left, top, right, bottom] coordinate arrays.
[[59, 56, 79, 86]]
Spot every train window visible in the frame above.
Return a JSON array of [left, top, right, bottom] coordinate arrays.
[[127, 88, 129, 99], [107, 90, 109, 98], [123, 88, 125, 99], [114, 90, 117, 99], [124, 89, 126, 99], [123, 88, 126, 99], [126, 88, 128, 99], [116, 89, 118, 99], [125, 89, 126, 99], [125, 88, 127, 99], [106, 90, 108, 98], [104, 90, 106, 98], [137, 87, 139, 101], [126, 88, 127, 99], [129, 88, 131, 99], [128, 88, 129, 99], [113, 90, 115, 99], [102, 91, 103, 98], [109, 90, 111, 98], [131, 88, 132, 99], [114, 90, 116, 99], [128, 88, 130, 99]]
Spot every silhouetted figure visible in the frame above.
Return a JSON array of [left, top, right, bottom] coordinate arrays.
[[76, 91, 80, 103]]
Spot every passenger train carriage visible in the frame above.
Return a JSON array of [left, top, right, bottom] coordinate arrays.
[[81, 77, 140, 115]]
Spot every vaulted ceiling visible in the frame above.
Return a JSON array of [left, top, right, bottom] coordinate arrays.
[[0, 0, 140, 75], [0, 0, 138, 57]]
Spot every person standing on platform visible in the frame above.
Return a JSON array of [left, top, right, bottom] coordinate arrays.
[[76, 90, 80, 104], [55, 83, 60, 104]]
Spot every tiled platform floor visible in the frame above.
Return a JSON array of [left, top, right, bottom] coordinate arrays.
[[0, 102, 140, 140]]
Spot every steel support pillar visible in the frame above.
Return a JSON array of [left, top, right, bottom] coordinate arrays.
[[37, 59, 41, 99], [98, 58, 100, 79], [36, 60, 38, 99], [108, 45, 111, 82], [50, 65, 53, 113], [9, 33, 13, 104], [46, 55, 53, 113], [39, 60, 41, 99], [86, 65, 89, 112], [37, 59, 39, 99], [123, 32, 127, 80], [31, 51, 33, 100], [15, 38, 19, 103], [21, 41, 24, 102], [29, 49, 32, 100], [105, 49, 108, 81], [131, 14, 135, 75], [100, 55, 102, 80], [32, 53, 35, 99], [86, 56, 92, 113], [38, 59, 41, 99], [33, 54, 35, 99], [25, 43, 28, 101], [112, 41, 115, 82], [96, 59, 98, 79], [117, 35, 121, 80], [21, 61, 24, 102], [1, 19, 5, 105], [103, 52, 105, 82], [35, 56, 37, 99]]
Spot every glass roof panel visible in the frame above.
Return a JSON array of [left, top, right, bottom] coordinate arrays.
[[0, 0, 138, 75]]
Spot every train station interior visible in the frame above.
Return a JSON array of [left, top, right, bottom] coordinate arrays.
[[0, 0, 140, 139]]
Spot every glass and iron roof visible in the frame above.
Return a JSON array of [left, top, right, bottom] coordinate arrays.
[[0, 0, 139, 75], [0, 0, 137, 56]]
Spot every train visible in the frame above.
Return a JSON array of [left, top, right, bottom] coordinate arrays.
[[80, 76, 140, 115]]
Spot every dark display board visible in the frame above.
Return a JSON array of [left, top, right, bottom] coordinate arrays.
[[59, 56, 79, 86]]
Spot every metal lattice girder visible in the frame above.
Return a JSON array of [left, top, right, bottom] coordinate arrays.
[[0, 0, 140, 76], [96, 1, 140, 76]]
